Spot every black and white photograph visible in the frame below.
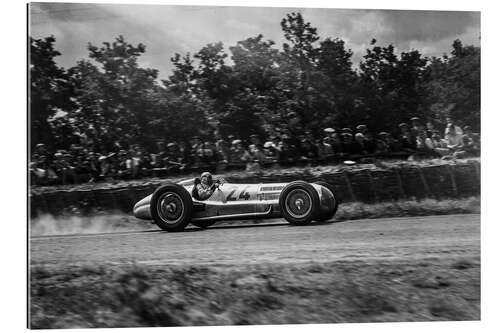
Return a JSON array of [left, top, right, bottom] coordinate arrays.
[[27, 1, 481, 329]]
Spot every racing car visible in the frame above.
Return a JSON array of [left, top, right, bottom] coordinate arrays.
[[133, 178, 339, 232]]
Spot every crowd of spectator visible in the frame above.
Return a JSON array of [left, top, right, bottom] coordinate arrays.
[[30, 116, 480, 186]]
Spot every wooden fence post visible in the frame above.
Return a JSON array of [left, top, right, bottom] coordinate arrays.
[[392, 168, 406, 199], [417, 166, 431, 198], [342, 171, 356, 202], [447, 164, 458, 197], [473, 162, 481, 184], [367, 170, 379, 202]]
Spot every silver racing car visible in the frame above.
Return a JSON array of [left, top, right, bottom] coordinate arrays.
[[133, 178, 339, 232]]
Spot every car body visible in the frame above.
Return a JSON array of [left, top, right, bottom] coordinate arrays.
[[133, 178, 338, 231]]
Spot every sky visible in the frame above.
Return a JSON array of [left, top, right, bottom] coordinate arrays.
[[29, 2, 480, 80]]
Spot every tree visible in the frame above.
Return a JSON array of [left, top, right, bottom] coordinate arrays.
[[164, 53, 196, 96], [229, 34, 280, 93], [276, 12, 322, 134], [280, 12, 320, 65], [358, 39, 427, 132], [30, 36, 73, 149], [421, 39, 480, 129], [314, 38, 359, 128], [68, 36, 162, 151]]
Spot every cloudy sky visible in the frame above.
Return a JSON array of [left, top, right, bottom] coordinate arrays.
[[30, 2, 480, 80]]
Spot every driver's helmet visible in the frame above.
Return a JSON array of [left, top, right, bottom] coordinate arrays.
[[200, 172, 213, 185]]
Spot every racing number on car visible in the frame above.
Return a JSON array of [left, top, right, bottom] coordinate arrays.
[[226, 186, 250, 201], [238, 187, 251, 200]]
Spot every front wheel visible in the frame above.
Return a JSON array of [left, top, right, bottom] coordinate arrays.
[[279, 181, 320, 225], [150, 183, 193, 232]]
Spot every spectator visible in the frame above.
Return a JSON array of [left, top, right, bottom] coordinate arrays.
[[189, 136, 203, 167], [457, 125, 480, 157], [434, 124, 464, 158], [317, 136, 334, 162], [426, 121, 438, 138], [375, 132, 390, 154], [323, 128, 335, 136], [164, 142, 185, 172], [98, 154, 114, 179], [151, 140, 167, 168], [262, 141, 279, 165], [276, 134, 296, 166], [228, 139, 246, 166], [363, 132, 377, 154], [398, 123, 417, 153], [340, 127, 353, 135], [413, 130, 439, 159], [242, 143, 266, 173], [445, 116, 463, 135], [355, 124, 368, 136], [202, 141, 216, 165], [270, 136, 283, 159], [352, 132, 368, 155], [410, 117, 424, 138], [117, 149, 132, 179], [329, 130, 343, 154], [137, 145, 153, 177], [53, 151, 78, 184], [85, 151, 100, 182], [214, 139, 229, 172], [426, 132, 447, 155], [340, 132, 355, 156], [445, 124, 464, 151], [298, 135, 318, 162], [215, 139, 230, 165], [29, 114, 480, 186], [249, 134, 261, 146]]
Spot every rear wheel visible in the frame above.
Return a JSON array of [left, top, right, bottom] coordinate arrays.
[[314, 181, 339, 222], [279, 181, 320, 225], [150, 183, 193, 232]]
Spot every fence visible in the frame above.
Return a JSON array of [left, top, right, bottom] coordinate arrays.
[[29, 160, 480, 217]]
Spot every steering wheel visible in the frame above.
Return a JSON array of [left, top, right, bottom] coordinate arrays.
[[216, 178, 226, 187]]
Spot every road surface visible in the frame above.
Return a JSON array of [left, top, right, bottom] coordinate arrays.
[[30, 214, 480, 267]]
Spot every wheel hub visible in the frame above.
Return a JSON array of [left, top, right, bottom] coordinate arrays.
[[166, 203, 176, 213], [285, 189, 312, 218], [157, 192, 184, 224], [294, 198, 305, 210]]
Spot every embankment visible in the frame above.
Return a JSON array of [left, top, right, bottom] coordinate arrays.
[[29, 158, 480, 217]]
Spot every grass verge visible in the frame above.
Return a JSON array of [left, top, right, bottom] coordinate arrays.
[[334, 197, 480, 222], [30, 197, 480, 236], [30, 257, 480, 328]]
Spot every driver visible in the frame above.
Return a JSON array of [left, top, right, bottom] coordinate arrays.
[[195, 172, 221, 200]]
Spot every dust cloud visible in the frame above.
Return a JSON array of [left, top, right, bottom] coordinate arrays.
[[30, 213, 155, 236]]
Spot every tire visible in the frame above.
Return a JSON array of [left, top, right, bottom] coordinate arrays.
[[279, 181, 320, 225], [150, 183, 193, 232], [191, 221, 217, 229], [314, 181, 339, 222]]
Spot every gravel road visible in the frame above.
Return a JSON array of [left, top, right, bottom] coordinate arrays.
[[30, 214, 479, 267]]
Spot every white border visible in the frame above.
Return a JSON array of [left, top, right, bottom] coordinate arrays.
[[2, 0, 497, 332]]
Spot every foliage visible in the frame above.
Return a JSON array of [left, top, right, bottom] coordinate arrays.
[[421, 40, 480, 129], [30, 13, 480, 153], [30, 36, 74, 149]]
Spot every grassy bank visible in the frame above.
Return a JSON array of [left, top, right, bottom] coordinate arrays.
[[30, 196, 480, 236], [334, 196, 480, 222], [30, 257, 480, 328]]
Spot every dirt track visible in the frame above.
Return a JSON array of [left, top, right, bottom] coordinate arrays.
[[30, 214, 479, 267]]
